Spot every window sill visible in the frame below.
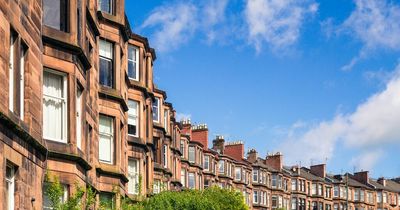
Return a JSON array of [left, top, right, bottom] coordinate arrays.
[[98, 86, 129, 111]]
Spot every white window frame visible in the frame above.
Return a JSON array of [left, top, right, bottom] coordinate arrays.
[[188, 173, 195, 189], [6, 163, 15, 210], [204, 156, 209, 171], [253, 191, 258, 204], [9, 32, 15, 112], [43, 69, 68, 143], [253, 169, 258, 183], [98, 0, 114, 14], [188, 146, 195, 163], [128, 100, 139, 137], [163, 145, 168, 168], [219, 160, 225, 174], [164, 109, 169, 133], [19, 44, 26, 120], [99, 39, 114, 87], [128, 159, 139, 195], [235, 167, 241, 181], [180, 169, 186, 187], [152, 97, 160, 123], [127, 44, 139, 81], [99, 115, 114, 164], [76, 86, 82, 149]]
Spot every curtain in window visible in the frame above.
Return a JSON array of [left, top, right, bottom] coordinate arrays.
[[43, 71, 65, 142], [99, 115, 113, 163]]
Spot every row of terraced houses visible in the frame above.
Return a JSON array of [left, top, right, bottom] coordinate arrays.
[[0, 0, 399, 210]]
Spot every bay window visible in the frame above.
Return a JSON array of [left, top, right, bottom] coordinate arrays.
[[99, 40, 114, 88], [128, 45, 139, 80], [99, 115, 114, 164], [43, 70, 68, 143], [43, 0, 68, 32], [128, 100, 139, 137], [128, 159, 139, 195]]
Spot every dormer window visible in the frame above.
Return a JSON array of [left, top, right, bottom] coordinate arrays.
[[128, 45, 139, 81], [43, 0, 68, 32], [99, 0, 114, 15]]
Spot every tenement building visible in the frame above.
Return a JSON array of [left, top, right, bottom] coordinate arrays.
[[0, 0, 399, 210]]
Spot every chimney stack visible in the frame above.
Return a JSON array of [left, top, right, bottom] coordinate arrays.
[[191, 124, 209, 148], [180, 119, 192, 136], [212, 135, 225, 154], [310, 164, 326, 178], [353, 171, 369, 185], [224, 141, 245, 161], [378, 177, 386, 186], [265, 152, 283, 171], [247, 149, 258, 163]]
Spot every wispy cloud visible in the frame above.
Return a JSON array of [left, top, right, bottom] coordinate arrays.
[[141, 3, 198, 52], [338, 0, 400, 70], [244, 0, 318, 53], [350, 149, 384, 172], [278, 63, 400, 169], [141, 0, 230, 52]]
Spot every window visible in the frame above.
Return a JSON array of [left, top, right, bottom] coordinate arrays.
[[43, 0, 68, 31], [99, 40, 114, 88], [163, 145, 168, 168], [99, 193, 115, 210], [292, 179, 297, 191], [188, 146, 195, 163], [43, 70, 68, 142], [377, 192, 382, 203], [291, 198, 297, 210], [152, 97, 160, 122], [128, 100, 139, 137], [355, 189, 360, 201], [253, 191, 258, 204], [204, 179, 209, 188], [360, 190, 364, 202], [334, 186, 339, 197], [272, 196, 278, 208], [43, 182, 68, 210], [180, 169, 186, 187], [219, 160, 225, 174], [253, 169, 258, 183], [383, 192, 387, 203], [318, 184, 323, 196], [99, 0, 114, 14], [128, 45, 139, 80], [188, 173, 195, 189], [204, 156, 209, 171], [235, 167, 241, 181], [153, 180, 164, 194], [180, 140, 185, 157], [76, 86, 83, 149], [272, 174, 277, 188], [99, 115, 114, 164], [9, 31, 27, 119], [6, 164, 16, 210], [164, 110, 169, 133], [312, 183, 317, 195], [128, 159, 139, 195]]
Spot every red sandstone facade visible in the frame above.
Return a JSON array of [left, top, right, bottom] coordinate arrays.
[[0, 1, 400, 210]]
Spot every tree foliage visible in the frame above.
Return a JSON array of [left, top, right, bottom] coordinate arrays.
[[131, 186, 249, 210]]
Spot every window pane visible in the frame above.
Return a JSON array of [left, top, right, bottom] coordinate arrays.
[[99, 115, 113, 163], [99, 58, 113, 87], [128, 159, 138, 194], [152, 98, 159, 122], [43, 71, 66, 142], [100, 40, 113, 59], [43, 0, 67, 31], [128, 100, 138, 136], [99, 0, 112, 14]]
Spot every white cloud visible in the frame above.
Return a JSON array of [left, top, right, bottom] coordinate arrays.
[[141, 3, 198, 52], [279, 64, 400, 167], [141, 0, 230, 52], [339, 0, 400, 70], [350, 150, 384, 172], [244, 0, 318, 52]]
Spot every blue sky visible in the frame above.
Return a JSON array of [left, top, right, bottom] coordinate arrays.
[[126, 0, 400, 178]]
